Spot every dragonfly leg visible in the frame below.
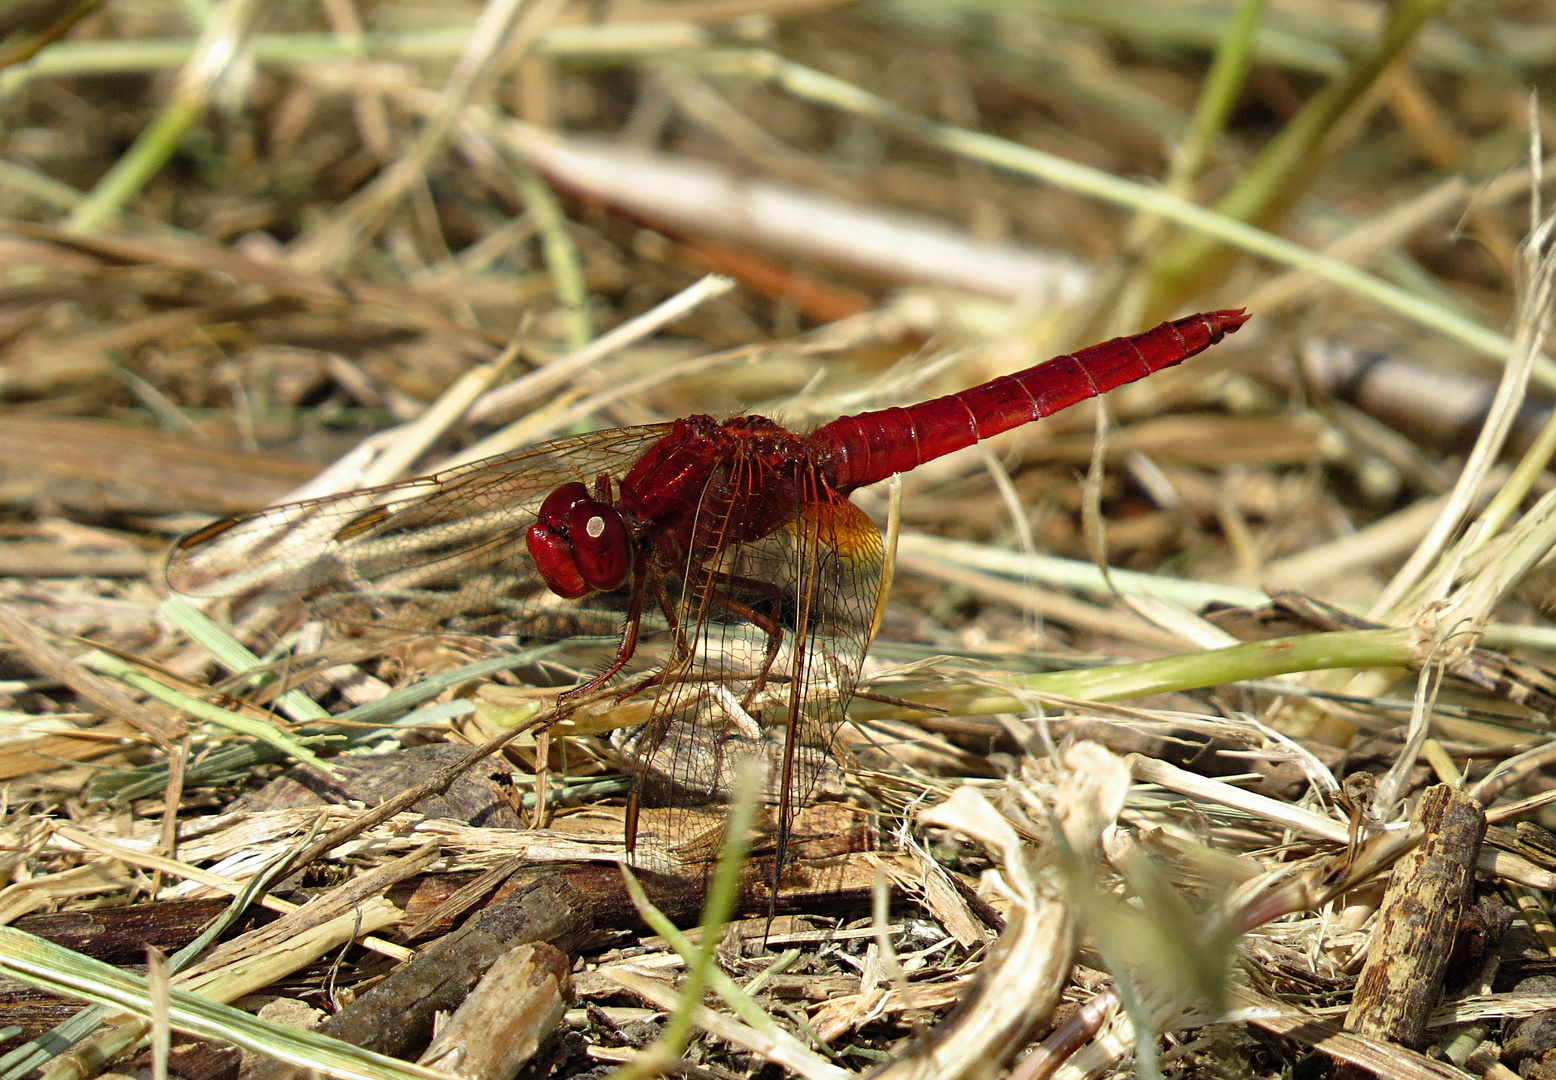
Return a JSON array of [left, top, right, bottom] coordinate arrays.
[[653, 571, 692, 659], [703, 579, 784, 711], [610, 572, 692, 703], [615, 568, 781, 707], [559, 559, 648, 701]]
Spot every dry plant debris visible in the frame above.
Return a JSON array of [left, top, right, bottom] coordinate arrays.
[[8, 2, 1556, 1080]]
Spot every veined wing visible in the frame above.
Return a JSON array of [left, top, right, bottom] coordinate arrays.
[[623, 455, 884, 880], [167, 425, 673, 634]]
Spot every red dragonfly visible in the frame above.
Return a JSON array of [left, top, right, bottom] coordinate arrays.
[[169, 309, 1247, 876]]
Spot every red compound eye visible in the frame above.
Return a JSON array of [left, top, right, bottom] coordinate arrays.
[[537, 482, 589, 528], [567, 501, 631, 591], [527, 482, 633, 598], [526, 521, 588, 598]]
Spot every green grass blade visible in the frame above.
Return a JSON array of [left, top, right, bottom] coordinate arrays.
[[80, 649, 337, 775], [852, 628, 1420, 720], [0, 927, 451, 1080], [160, 597, 329, 722], [1143, 0, 1450, 314]]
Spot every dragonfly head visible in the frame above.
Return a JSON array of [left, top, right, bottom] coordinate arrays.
[[527, 481, 634, 598]]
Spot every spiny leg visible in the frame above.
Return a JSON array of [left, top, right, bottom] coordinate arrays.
[[767, 604, 815, 922], [702, 578, 785, 711], [618, 569, 778, 865], [617, 567, 784, 707], [654, 571, 691, 658], [560, 557, 648, 702], [612, 571, 689, 703], [617, 571, 773, 861]]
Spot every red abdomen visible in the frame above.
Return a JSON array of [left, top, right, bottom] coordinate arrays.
[[809, 309, 1248, 492]]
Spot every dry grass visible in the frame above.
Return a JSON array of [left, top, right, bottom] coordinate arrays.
[[5, 2, 1556, 1080]]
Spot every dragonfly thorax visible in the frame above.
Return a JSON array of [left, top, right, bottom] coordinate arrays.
[[526, 480, 635, 599], [618, 414, 814, 554]]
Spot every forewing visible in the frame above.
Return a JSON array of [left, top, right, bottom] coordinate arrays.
[[167, 425, 673, 635], [624, 458, 884, 876]]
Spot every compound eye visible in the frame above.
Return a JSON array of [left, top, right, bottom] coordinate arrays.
[[526, 522, 589, 598], [537, 481, 590, 528], [567, 501, 632, 591]]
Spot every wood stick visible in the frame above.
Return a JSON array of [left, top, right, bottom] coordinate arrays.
[[1341, 784, 1486, 1069], [417, 942, 571, 1080], [238, 873, 593, 1080]]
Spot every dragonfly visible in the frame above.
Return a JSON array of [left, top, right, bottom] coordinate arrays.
[[169, 308, 1248, 879]]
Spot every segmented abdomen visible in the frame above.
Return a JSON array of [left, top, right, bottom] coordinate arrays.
[[809, 309, 1248, 492]]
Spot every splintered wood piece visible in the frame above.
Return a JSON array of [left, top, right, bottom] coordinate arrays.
[[239, 874, 593, 1080], [1342, 784, 1486, 1059], [232, 856, 874, 1080], [878, 849, 991, 949], [417, 942, 571, 1080], [398, 857, 527, 943]]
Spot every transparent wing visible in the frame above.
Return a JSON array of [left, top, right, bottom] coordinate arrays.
[[167, 425, 674, 636], [623, 458, 884, 879], [171, 421, 883, 883]]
